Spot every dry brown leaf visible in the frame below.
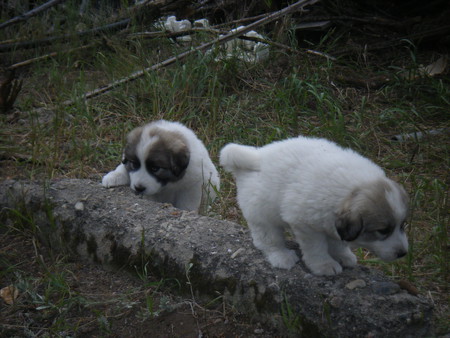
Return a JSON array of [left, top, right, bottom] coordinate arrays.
[[0, 285, 19, 304]]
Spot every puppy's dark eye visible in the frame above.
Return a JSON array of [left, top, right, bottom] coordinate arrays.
[[149, 166, 160, 173]]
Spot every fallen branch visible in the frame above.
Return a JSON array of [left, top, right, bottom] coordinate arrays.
[[56, 0, 319, 106], [0, 0, 67, 30]]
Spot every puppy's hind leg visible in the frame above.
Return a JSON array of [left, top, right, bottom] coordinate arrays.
[[248, 222, 299, 270], [292, 228, 343, 276]]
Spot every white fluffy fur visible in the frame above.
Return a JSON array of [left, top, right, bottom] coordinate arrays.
[[102, 120, 219, 211], [220, 136, 409, 275]]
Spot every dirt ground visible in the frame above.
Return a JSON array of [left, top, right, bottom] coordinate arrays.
[[0, 232, 277, 337]]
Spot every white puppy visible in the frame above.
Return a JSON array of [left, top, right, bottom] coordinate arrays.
[[220, 136, 409, 276], [102, 120, 219, 212]]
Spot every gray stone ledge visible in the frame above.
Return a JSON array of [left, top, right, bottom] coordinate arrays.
[[0, 179, 434, 337]]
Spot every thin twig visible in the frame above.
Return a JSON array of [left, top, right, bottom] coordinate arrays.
[[240, 35, 336, 61], [8, 44, 95, 70], [0, 0, 67, 30]]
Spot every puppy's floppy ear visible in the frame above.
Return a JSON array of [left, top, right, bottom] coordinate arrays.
[[335, 212, 363, 241], [123, 126, 143, 163], [170, 150, 190, 177], [335, 189, 364, 241]]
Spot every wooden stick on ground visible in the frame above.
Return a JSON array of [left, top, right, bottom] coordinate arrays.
[[0, 0, 67, 30]]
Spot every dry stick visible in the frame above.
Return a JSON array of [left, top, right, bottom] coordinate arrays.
[[239, 35, 336, 61], [8, 44, 95, 70], [59, 0, 318, 106], [0, 0, 67, 30]]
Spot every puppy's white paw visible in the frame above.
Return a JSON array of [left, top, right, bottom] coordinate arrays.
[[307, 259, 343, 276], [102, 170, 129, 188], [266, 249, 299, 270], [337, 251, 357, 267]]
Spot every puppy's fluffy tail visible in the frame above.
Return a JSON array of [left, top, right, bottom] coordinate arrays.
[[220, 143, 261, 173]]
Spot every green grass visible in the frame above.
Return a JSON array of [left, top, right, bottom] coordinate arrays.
[[1, 2, 449, 334]]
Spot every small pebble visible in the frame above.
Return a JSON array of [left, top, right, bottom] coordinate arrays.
[[74, 201, 84, 211], [345, 279, 367, 290]]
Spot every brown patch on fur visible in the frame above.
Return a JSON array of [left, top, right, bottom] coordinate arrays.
[[148, 127, 189, 156], [146, 127, 190, 179]]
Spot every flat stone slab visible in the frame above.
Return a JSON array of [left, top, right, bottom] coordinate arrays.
[[0, 179, 433, 337]]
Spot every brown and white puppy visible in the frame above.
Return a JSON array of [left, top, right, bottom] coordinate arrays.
[[102, 120, 219, 211], [220, 136, 409, 276]]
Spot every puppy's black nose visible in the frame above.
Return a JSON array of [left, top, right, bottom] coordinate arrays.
[[396, 250, 407, 259], [134, 185, 146, 193]]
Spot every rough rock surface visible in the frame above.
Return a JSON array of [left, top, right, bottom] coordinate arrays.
[[0, 179, 434, 337]]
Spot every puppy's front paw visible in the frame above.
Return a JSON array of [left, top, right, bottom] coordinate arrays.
[[102, 170, 129, 188], [267, 249, 299, 270], [338, 252, 357, 267], [307, 260, 343, 276]]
